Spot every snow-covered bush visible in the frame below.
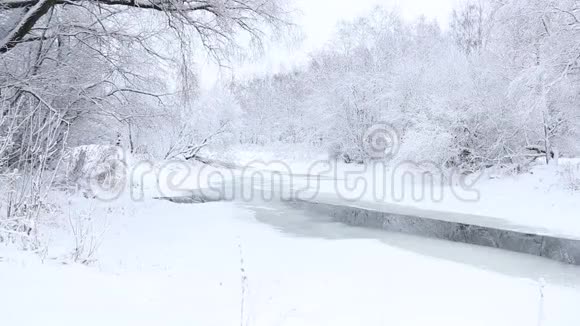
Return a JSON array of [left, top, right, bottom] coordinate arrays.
[[560, 161, 580, 192], [59, 145, 127, 197], [68, 209, 107, 265], [0, 97, 66, 248], [397, 123, 455, 167]]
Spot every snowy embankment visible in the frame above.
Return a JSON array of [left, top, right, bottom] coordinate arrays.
[[234, 153, 580, 240], [2, 195, 580, 326], [1, 148, 580, 325]]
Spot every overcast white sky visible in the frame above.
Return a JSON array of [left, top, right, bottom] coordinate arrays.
[[199, 0, 458, 88]]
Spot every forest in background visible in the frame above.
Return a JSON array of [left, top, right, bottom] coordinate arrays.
[[231, 0, 580, 170]]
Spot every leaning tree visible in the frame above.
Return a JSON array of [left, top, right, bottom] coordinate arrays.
[[0, 0, 290, 166], [0, 0, 289, 244]]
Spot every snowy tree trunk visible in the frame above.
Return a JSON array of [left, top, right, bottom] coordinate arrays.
[[542, 109, 551, 165]]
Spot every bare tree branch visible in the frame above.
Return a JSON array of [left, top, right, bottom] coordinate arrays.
[[0, 0, 57, 54]]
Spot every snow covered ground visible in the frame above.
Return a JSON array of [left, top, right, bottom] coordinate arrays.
[[2, 149, 579, 325], [2, 196, 580, 326]]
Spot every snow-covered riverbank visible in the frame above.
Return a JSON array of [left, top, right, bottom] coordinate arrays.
[[235, 158, 580, 240], [2, 151, 579, 325], [2, 194, 580, 326]]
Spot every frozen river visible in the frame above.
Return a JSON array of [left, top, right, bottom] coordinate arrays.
[[242, 199, 580, 288]]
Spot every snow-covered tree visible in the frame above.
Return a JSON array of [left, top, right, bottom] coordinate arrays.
[[231, 2, 579, 170]]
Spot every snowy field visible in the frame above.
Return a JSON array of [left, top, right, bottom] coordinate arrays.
[[2, 187, 580, 325]]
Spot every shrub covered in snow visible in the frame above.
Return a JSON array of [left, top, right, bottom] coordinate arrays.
[[59, 145, 127, 197], [560, 161, 580, 192]]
